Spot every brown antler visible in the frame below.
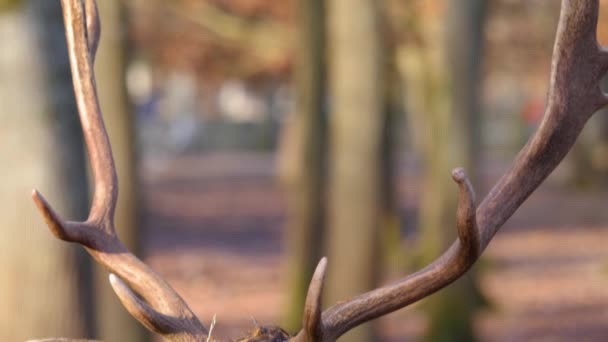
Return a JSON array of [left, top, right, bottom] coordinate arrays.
[[291, 1, 608, 340], [32, 0, 207, 341]]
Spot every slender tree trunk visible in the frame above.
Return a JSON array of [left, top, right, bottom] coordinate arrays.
[[380, 41, 405, 268], [280, 0, 327, 333], [325, 1, 385, 341], [0, 2, 93, 339], [446, 0, 486, 189], [92, 1, 147, 341]]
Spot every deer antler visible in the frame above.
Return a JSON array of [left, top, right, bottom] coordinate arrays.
[[32, 1, 207, 341], [291, 1, 608, 340]]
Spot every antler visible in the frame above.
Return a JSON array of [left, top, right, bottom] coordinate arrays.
[[32, 1, 207, 341], [292, 0, 608, 340]]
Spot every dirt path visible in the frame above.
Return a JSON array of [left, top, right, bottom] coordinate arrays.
[[141, 153, 608, 341]]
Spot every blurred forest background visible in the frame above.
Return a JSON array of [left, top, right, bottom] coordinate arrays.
[[2, 0, 608, 341]]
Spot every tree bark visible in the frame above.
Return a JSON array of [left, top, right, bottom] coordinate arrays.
[[0, 1, 93, 339], [325, 1, 385, 341], [379, 40, 405, 269], [280, 0, 328, 333], [445, 0, 486, 189]]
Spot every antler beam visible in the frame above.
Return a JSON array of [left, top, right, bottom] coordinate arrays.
[[32, 1, 207, 341], [292, 1, 608, 340]]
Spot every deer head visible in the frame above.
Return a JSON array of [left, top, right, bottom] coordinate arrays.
[[29, 0, 608, 341]]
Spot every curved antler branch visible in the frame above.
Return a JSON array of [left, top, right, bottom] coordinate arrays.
[[32, 1, 207, 340], [294, 1, 608, 340]]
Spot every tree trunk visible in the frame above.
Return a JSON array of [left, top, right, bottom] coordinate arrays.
[[280, 0, 327, 333], [380, 41, 405, 269], [0, 1, 93, 339], [92, 1, 147, 341], [325, 1, 385, 341], [445, 0, 486, 189]]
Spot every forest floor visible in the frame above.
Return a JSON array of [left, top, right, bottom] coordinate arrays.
[[141, 152, 608, 341]]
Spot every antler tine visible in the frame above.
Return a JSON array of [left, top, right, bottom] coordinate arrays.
[[292, 258, 328, 342], [32, 0, 208, 340], [64, 0, 116, 225], [452, 167, 479, 261], [295, 1, 608, 340]]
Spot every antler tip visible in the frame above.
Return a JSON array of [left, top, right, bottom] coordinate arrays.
[[313, 257, 328, 285], [108, 273, 148, 322], [31, 189, 49, 219], [108, 273, 119, 285], [451, 167, 467, 183], [31, 188, 45, 203], [318, 256, 328, 268], [31, 188, 86, 244]]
